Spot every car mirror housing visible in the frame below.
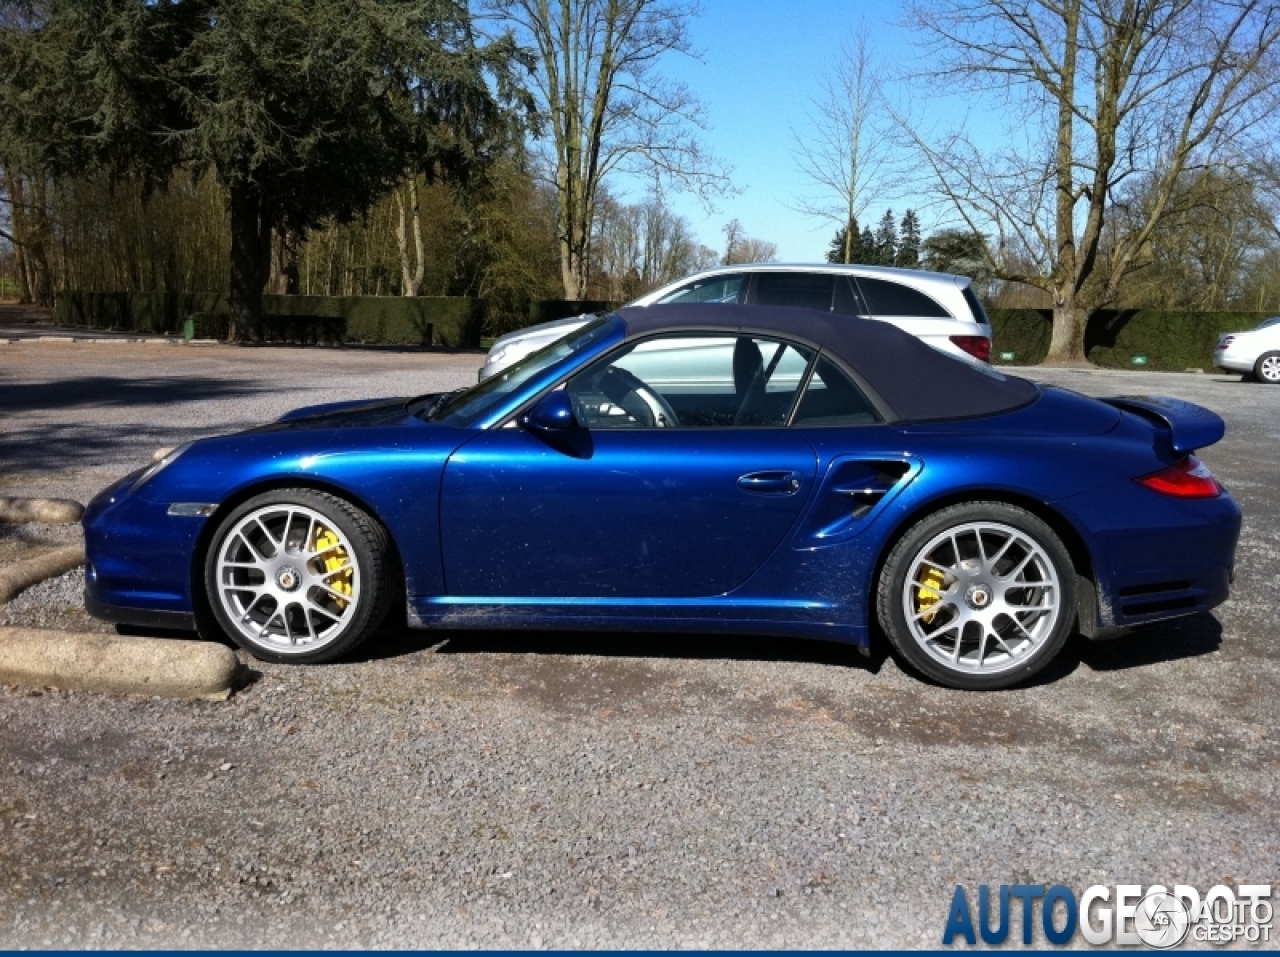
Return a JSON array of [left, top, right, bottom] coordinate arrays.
[[520, 390, 578, 433]]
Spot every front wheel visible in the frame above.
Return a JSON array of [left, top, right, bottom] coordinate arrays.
[[876, 503, 1076, 690], [1254, 351, 1280, 384], [204, 489, 393, 663]]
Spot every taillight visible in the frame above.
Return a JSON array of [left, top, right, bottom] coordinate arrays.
[[1218, 335, 1234, 349], [951, 335, 992, 362], [1135, 456, 1222, 498]]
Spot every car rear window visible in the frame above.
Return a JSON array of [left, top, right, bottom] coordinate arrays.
[[753, 273, 835, 311], [856, 277, 952, 318], [791, 357, 881, 427], [961, 285, 990, 325], [833, 277, 864, 316]]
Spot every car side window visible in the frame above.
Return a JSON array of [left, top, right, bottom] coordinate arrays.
[[655, 274, 746, 304], [833, 276, 865, 316], [855, 277, 952, 318], [790, 357, 882, 427], [566, 334, 815, 429], [752, 272, 835, 311]]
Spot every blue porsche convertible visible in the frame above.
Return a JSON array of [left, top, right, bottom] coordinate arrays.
[[83, 303, 1241, 690]]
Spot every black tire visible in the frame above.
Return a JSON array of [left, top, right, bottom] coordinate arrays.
[[203, 488, 394, 664], [1253, 351, 1280, 384], [876, 502, 1077, 690]]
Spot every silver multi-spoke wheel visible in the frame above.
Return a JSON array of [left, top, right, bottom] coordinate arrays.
[[901, 521, 1061, 675], [214, 503, 361, 654], [1257, 352, 1280, 384], [878, 503, 1076, 689]]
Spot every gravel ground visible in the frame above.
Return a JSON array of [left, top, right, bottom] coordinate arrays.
[[1, 342, 1278, 949]]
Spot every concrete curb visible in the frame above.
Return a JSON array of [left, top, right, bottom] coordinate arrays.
[[0, 544, 86, 604], [3, 336, 214, 346], [0, 496, 85, 524], [0, 627, 240, 701]]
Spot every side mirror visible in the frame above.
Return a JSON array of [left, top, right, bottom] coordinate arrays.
[[520, 390, 578, 433]]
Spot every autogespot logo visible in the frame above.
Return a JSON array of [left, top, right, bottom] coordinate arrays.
[[942, 883, 1273, 948]]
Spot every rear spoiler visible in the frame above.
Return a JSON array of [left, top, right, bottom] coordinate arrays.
[[1100, 396, 1226, 454]]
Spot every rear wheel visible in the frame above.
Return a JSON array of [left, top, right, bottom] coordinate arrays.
[[1254, 351, 1280, 384], [877, 502, 1076, 690], [204, 489, 393, 663]]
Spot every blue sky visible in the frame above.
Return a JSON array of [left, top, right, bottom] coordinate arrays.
[[613, 0, 946, 261]]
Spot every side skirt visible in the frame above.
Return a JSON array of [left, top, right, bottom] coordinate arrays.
[[406, 597, 869, 651]]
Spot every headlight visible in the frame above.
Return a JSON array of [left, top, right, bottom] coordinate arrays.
[[131, 442, 192, 491], [485, 346, 508, 367]]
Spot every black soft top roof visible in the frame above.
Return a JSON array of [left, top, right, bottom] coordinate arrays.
[[614, 303, 1038, 423]]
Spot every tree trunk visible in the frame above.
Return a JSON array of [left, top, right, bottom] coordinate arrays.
[[13, 241, 31, 304], [24, 176, 53, 308], [1045, 297, 1089, 364], [4, 170, 52, 306], [558, 208, 589, 301], [2, 168, 30, 303], [269, 227, 300, 295], [228, 185, 269, 343], [394, 177, 426, 297]]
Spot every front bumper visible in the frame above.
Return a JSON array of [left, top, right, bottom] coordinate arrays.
[[82, 474, 206, 625], [85, 594, 196, 631]]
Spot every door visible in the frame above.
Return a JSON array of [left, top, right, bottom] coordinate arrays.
[[440, 332, 820, 598]]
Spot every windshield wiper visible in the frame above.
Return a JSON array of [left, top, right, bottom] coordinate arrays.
[[420, 387, 469, 421]]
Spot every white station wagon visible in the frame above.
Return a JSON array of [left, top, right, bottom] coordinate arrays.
[[479, 263, 993, 380]]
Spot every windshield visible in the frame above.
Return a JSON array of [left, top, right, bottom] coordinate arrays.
[[413, 319, 614, 427], [1257, 316, 1280, 330]]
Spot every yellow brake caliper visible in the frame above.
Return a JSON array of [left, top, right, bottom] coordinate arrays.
[[917, 567, 947, 624], [311, 525, 352, 610]]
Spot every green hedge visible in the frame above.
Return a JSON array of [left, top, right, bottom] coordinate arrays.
[[52, 291, 1267, 365], [54, 291, 485, 347], [988, 308, 1271, 371], [55, 291, 225, 334], [343, 296, 484, 347]]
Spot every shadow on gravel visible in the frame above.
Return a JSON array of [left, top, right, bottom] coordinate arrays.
[[0, 420, 255, 474], [0, 375, 267, 415], [355, 624, 887, 674], [0, 375, 278, 472], [864, 614, 1222, 692], [115, 613, 1219, 688], [1073, 613, 1222, 671], [1008, 613, 1223, 688]]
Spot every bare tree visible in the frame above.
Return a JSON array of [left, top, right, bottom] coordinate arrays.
[[1109, 168, 1271, 309], [721, 218, 778, 265], [791, 21, 899, 264], [903, 0, 1280, 362], [593, 190, 717, 299], [485, 0, 732, 300]]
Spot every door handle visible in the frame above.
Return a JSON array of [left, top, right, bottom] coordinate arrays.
[[738, 470, 804, 495]]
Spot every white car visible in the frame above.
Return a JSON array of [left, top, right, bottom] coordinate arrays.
[[1214, 317, 1280, 383], [479, 263, 992, 380]]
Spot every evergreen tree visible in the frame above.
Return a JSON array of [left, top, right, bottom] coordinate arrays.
[[875, 210, 898, 267], [921, 227, 993, 295], [859, 225, 876, 264], [827, 217, 861, 264], [897, 209, 921, 268], [0, 0, 526, 341]]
